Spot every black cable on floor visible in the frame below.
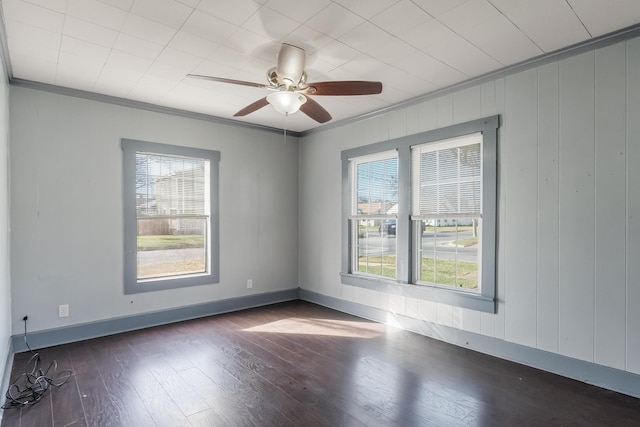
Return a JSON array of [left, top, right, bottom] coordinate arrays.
[[23, 316, 32, 353], [1, 317, 73, 409]]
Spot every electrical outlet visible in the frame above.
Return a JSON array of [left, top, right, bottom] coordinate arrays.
[[247, 279, 253, 289], [58, 304, 69, 318]]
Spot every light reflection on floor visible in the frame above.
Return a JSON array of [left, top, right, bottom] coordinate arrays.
[[351, 354, 483, 425], [242, 317, 386, 338]]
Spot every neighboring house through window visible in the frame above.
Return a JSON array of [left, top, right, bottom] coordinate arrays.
[[122, 139, 220, 294]]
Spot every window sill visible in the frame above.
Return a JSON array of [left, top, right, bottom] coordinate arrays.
[[340, 273, 495, 313], [126, 271, 218, 294]]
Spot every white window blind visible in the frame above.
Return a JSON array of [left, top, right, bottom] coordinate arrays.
[[136, 153, 210, 218], [411, 133, 482, 219], [350, 150, 398, 218]]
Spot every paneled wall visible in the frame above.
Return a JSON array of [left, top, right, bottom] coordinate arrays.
[[299, 37, 640, 374], [9, 87, 299, 335]]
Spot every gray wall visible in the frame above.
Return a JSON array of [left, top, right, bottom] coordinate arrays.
[[299, 38, 640, 374], [9, 86, 299, 334], [0, 47, 10, 389]]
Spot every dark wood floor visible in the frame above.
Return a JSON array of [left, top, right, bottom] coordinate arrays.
[[2, 300, 640, 426]]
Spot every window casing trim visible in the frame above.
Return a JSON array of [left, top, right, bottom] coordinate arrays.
[[122, 139, 220, 294], [340, 116, 499, 313]]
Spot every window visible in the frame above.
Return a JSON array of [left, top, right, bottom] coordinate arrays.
[[341, 116, 498, 313], [349, 151, 398, 279], [122, 139, 220, 294], [412, 133, 482, 292]]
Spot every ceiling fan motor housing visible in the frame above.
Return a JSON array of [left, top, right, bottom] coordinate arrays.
[[276, 43, 306, 87]]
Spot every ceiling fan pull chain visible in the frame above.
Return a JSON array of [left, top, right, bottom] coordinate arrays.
[[284, 114, 288, 144]]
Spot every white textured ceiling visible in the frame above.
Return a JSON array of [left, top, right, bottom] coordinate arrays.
[[3, 0, 640, 132]]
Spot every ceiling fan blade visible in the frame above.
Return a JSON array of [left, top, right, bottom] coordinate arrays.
[[299, 96, 332, 123], [234, 97, 270, 117], [306, 81, 383, 96], [187, 74, 268, 89]]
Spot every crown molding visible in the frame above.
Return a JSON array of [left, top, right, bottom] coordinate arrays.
[[9, 78, 303, 138], [5, 20, 640, 138]]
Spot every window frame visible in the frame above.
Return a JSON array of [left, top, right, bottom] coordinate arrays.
[[122, 139, 220, 294], [341, 116, 499, 313]]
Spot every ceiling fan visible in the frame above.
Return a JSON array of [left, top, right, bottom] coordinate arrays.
[[187, 43, 383, 124]]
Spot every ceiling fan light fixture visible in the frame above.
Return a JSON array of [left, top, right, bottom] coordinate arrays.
[[267, 91, 307, 115]]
